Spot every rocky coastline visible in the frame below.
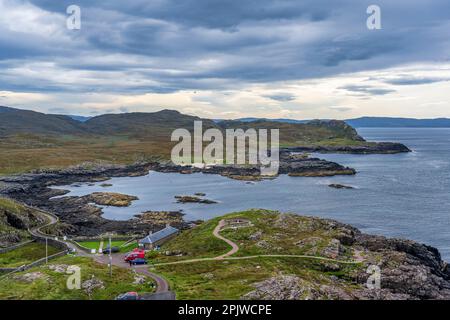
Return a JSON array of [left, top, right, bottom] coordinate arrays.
[[0, 142, 405, 238], [0, 154, 354, 237], [283, 142, 411, 154]]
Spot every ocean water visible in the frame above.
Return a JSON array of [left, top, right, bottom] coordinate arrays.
[[52, 128, 450, 260]]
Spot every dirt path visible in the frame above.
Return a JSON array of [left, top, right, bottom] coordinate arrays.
[[212, 219, 239, 259]]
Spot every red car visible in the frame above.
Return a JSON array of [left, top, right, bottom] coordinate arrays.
[[124, 249, 145, 262]]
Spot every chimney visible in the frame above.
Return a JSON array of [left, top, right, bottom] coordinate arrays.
[[166, 223, 170, 228], [148, 231, 153, 235]]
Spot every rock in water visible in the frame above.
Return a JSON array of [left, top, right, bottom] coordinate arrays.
[[85, 192, 138, 207], [329, 184, 354, 189], [175, 195, 217, 204]]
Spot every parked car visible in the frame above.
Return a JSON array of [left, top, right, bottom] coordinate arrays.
[[115, 292, 140, 300], [102, 246, 120, 254], [124, 249, 145, 262], [130, 258, 148, 265]]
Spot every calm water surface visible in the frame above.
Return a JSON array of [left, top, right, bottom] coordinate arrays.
[[52, 128, 450, 260]]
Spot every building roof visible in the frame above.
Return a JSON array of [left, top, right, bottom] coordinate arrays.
[[139, 225, 179, 244]]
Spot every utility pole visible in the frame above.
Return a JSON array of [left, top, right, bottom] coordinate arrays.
[[109, 235, 112, 277], [45, 237, 48, 264]]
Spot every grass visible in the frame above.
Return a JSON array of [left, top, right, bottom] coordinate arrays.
[[76, 240, 137, 253], [156, 256, 359, 300], [0, 197, 41, 248], [119, 242, 138, 253], [0, 197, 25, 214], [77, 241, 102, 251], [0, 134, 172, 175], [0, 242, 61, 268], [0, 255, 156, 300]]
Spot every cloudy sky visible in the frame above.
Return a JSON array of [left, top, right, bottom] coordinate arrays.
[[0, 0, 449, 119]]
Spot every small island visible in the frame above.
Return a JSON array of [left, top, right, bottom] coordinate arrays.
[[328, 184, 354, 189], [175, 195, 218, 204], [85, 192, 138, 207]]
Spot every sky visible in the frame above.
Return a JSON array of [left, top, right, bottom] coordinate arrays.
[[0, 0, 449, 119]]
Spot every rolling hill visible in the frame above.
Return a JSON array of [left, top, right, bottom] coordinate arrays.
[[84, 109, 219, 138], [0, 106, 87, 136]]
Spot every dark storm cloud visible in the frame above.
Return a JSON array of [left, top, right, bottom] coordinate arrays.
[[1, 0, 450, 93]]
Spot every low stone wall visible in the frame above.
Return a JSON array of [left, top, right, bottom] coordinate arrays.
[[20, 250, 68, 271], [72, 236, 136, 242], [0, 250, 68, 278], [33, 236, 69, 251], [0, 240, 35, 254]]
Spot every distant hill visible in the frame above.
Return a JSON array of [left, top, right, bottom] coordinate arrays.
[[0, 107, 219, 137], [0, 106, 364, 146], [85, 109, 220, 137], [68, 115, 91, 122], [222, 116, 450, 128], [345, 117, 450, 128], [220, 117, 308, 124], [0, 106, 87, 136]]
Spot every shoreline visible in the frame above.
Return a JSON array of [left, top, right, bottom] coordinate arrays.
[[0, 143, 410, 238]]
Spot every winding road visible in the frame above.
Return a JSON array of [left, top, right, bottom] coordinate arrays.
[[25, 204, 171, 295]]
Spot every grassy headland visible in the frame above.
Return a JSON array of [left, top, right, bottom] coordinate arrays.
[[0, 107, 397, 175], [151, 210, 364, 299]]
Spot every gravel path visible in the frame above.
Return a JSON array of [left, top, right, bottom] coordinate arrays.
[[212, 219, 240, 259]]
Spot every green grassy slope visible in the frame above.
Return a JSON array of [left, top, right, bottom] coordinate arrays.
[[0, 197, 43, 247], [0, 242, 60, 268]]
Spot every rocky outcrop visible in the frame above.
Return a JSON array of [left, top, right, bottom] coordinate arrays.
[[175, 195, 218, 204], [243, 275, 313, 300], [0, 199, 44, 247], [82, 277, 105, 296], [226, 210, 450, 300], [85, 192, 138, 207], [153, 152, 356, 180], [329, 184, 354, 189], [134, 210, 184, 226], [283, 142, 411, 154]]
